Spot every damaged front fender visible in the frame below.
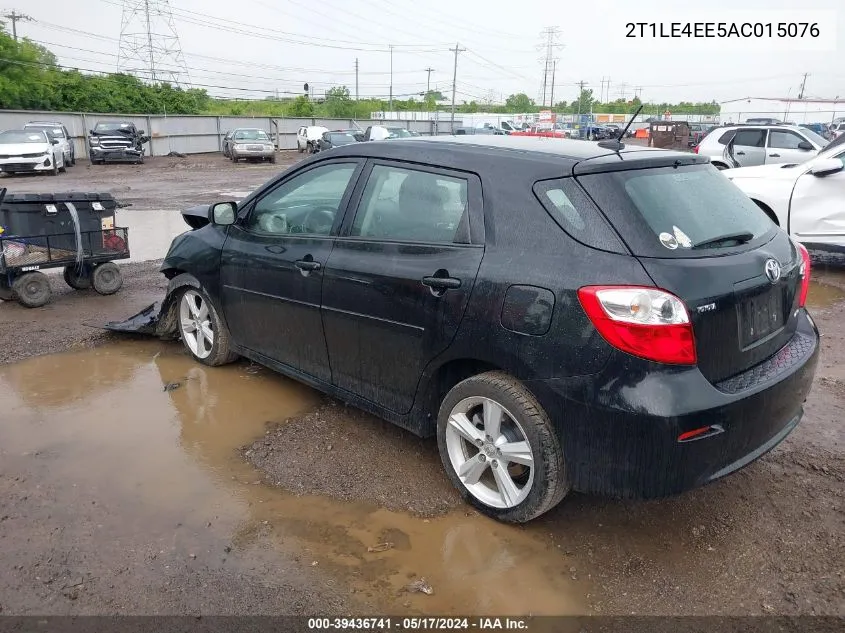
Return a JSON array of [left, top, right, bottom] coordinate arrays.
[[103, 273, 203, 338]]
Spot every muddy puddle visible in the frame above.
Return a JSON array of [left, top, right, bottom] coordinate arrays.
[[0, 341, 586, 615], [806, 278, 845, 310]]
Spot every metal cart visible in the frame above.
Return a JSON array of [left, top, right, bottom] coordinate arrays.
[[0, 191, 130, 308]]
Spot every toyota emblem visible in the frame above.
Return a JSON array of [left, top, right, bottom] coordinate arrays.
[[764, 259, 781, 283]]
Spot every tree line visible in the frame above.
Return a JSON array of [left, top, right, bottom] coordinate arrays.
[[0, 27, 720, 118]]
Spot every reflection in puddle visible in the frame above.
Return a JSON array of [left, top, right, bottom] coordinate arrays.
[[117, 209, 189, 263], [806, 279, 845, 310], [0, 341, 585, 615]]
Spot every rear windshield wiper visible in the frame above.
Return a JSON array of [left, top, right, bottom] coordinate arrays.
[[692, 231, 754, 249]]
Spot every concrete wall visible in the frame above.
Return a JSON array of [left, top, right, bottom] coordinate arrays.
[[0, 110, 462, 158]]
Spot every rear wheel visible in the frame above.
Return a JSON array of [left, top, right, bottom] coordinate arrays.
[[12, 272, 52, 308], [91, 262, 123, 295], [63, 264, 92, 290], [177, 287, 238, 366], [437, 371, 569, 523]]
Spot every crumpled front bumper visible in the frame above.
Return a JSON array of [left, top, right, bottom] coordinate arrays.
[[89, 147, 143, 162]]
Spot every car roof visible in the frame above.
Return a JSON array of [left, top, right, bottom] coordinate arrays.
[[25, 121, 64, 126], [326, 135, 705, 175]]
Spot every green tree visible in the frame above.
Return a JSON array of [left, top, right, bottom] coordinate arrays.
[[504, 93, 535, 112], [569, 88, 596, 114], [288, 95, 314, 117], [324, 85, 355, 118]]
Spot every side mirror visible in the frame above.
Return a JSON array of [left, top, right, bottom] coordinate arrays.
[[209, 201, 237, 225], [138, 130, 146, 135], [809, 158, 844, 177], [89, 130, 95, 135], [51, 139, 60, 145], [797, 141, 813, 151]]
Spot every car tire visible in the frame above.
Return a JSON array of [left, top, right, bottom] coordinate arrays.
[[270, 152, 277, 164], [12, 272, 52, 308], [177, 287, 239, 367], [59, 158, 67, 173], [91, 262, 123, 295], [232, 154, 239, 163], [437, 371, 569, 523], [50, 160, 59, 176], [298, 142, 304, 153], [63, 264, 92, 290], [70, 153, 76, 166]]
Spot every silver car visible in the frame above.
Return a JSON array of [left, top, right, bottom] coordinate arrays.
[[229, 128, 276, 163], [697, 124, 828, 170]]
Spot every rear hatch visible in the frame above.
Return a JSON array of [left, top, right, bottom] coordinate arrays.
[[576, 156, 802, 384]]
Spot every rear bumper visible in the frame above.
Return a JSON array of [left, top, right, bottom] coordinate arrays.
[[527, 309, 819, 498]]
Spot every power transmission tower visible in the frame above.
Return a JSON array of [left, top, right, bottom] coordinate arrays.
[[538, 26, 563, 107], [355, 58, 359, 101], [617, 82, 628, 101], [549, 60, 557, 108], [2, 9, 32, 41], [117, 0, 190, 86], [798, 73, 809, 99], [449, 42, 465, 132]]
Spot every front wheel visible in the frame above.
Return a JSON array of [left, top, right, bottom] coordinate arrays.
[[12, 271, 52, 308], [92, 262, 123, 295], [437, 371, 569, 523], [177, 287, 239, 366]]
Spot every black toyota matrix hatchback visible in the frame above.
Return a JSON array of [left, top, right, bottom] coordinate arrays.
[[145, 135, 819, 523]]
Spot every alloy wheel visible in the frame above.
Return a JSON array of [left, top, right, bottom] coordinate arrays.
[[179, 290, 214, 359], [445, 396, 535, 509]]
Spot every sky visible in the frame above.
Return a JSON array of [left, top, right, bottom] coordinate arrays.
[[19, 0, 845, 106]]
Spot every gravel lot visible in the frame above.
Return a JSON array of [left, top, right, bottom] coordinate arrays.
[[0, 153, 843, 619]]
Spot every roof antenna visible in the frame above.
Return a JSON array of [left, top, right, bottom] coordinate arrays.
[[598, 104, 643, 151]]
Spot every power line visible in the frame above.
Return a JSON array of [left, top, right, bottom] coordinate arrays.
[[117, 0, 190, 86]]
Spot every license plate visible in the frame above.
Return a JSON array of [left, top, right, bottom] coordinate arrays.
[[739, 289, 785, 347], [247, 145, 263, 151]]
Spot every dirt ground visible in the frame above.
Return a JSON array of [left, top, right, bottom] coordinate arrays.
[[0, 154, 302, 211], [0, 154, 843, 619]]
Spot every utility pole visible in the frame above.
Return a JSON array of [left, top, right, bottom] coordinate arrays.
[[550, 60, 556, 109], [425, 67, 434, 95], [2, 9, 32, 41], [355, 58, 359, 101], [798, 72, 809, 100], [576, 79, 587, 121], [388, 45, 394, 111], [449, 42, 465, 132]]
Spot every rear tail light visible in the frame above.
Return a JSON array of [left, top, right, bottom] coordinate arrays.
[[693, 144, 699, 154], [797, 243, 811, 308], [577, 286, 697, 365]]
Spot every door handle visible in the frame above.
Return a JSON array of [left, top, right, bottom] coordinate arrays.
[[295, 259, 321, 271], [769, 153, 780, 158], [735, 151, 746, 155], [421, 276, 461, 290]]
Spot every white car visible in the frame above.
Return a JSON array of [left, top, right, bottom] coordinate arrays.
[[0, 129, 65, 176], [696, 124, 828, 170], [24, 121, 76, 167], [296, 125, 329, 153], [725, 143, 845, 250]]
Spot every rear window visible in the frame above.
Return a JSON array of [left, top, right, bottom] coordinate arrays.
[[578, 164, 775, 257]]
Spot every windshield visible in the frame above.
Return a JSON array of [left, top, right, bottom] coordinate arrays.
[[800, 128, 829, 147], [579, 163, 774, 257], [25, 125, 63, 138], [0, 130, 48, 144], [234, 129, 270, 141], [328, 133, 356, 144], [94, 123, 133, 133], [387, 128, 413, 138]]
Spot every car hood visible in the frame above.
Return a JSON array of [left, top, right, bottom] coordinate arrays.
[[724, 163, 803, 180], [0, 142, 51, 154]]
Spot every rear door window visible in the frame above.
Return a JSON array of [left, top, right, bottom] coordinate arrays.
[[717, 130, 736, 145], [732, 129, 767, 147], [578, 164, 775, 258]]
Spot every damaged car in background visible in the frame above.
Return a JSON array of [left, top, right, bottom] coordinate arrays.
[[88, 122, 150, 165], [105, 135, 819, 524], [725, 142, 845, 251]]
